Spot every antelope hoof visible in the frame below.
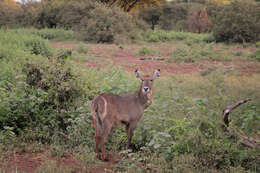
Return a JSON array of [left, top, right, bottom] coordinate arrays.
[[101, 153, 109, 161], [96, 153, 109, 161]]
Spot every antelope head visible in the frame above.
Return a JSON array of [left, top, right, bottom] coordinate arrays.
[[135, 69, 160, 104]]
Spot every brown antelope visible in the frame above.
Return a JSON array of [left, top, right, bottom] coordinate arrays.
[[91, 69, 160, 161]]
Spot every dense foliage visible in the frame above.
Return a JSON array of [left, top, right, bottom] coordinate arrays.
[[212, 0, 260, 43], [1, 0, 260, 43]]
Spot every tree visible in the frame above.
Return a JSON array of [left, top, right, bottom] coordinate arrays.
[[99, 0, 164, 12], [138, 7, 161, 30], [0, 0, 23, 27], [158, 2, 188, 31], [188, 8, 211, 33]]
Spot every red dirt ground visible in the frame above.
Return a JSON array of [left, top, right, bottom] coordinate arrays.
[[1, 150, 119, 173], [51, 42, 260, 75], [1, 150, 82, 173]]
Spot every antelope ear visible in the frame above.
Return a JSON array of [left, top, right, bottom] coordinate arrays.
[[152, 69, 160, 79], [135, 69, 143, 80]]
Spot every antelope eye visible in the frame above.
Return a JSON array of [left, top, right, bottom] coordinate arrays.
[[150, 80, 153, 82]]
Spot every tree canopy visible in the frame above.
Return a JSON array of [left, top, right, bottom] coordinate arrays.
[[99, 0, 165, 12]]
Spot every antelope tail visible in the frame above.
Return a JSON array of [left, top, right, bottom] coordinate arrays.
[[92, 103, 103, 130]]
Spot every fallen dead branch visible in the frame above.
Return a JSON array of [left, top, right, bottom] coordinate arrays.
[[140, 57, 165, 61], [222, 98, 259, 148], [222, 98, 251, 128]]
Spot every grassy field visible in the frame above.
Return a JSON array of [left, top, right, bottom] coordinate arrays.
[[0, 29, 259, 173]]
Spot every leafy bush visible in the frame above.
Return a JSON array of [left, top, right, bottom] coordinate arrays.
[[212, 0, 260, 43], [145, 30, 215, 43], [24, 36, 53, 57], [78, 4, 139, 43], [0, 34, 84, 135], [23, 54, 84, 111]]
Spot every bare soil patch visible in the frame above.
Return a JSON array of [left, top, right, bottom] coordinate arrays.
[[1, 150, 82, 173]]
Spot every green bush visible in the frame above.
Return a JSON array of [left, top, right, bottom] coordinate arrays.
[[24, 36, 53, 57], [212, 0, 260, 43], [138, 47, 153, 56], [78, 3, 139, 43], [145, 30, 215, 43]]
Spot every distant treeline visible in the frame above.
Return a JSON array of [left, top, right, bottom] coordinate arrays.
[[0, 0, 259, 43]]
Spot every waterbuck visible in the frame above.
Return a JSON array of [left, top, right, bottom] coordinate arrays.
[[91, 69, 160, 161]]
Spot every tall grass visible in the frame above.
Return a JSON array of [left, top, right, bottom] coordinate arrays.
[[0, 29, 53, 60]]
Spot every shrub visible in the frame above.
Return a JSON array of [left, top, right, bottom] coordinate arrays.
[[76, 43, 88, 54], [0, 50, 84, 135], [212, 0, 260, 43], [24, 36, 53, 57], [138, 47, 153, 56], [78, 4, 139, 43]]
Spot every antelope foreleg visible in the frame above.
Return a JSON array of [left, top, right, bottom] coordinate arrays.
[[126, 123, 137, 149]]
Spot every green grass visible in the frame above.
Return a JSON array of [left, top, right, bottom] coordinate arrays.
[[18, 28, 76, 41], [144, 30, 216, 43]]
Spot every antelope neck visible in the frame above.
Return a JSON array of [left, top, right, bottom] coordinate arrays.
[[137, 87, 149, 107]]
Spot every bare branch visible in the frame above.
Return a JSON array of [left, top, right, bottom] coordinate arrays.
[[221, 98, 259, 149], [222, 98, 251, 127]]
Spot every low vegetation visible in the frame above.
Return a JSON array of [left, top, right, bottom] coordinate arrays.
[[0, 28, 260, 172]]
